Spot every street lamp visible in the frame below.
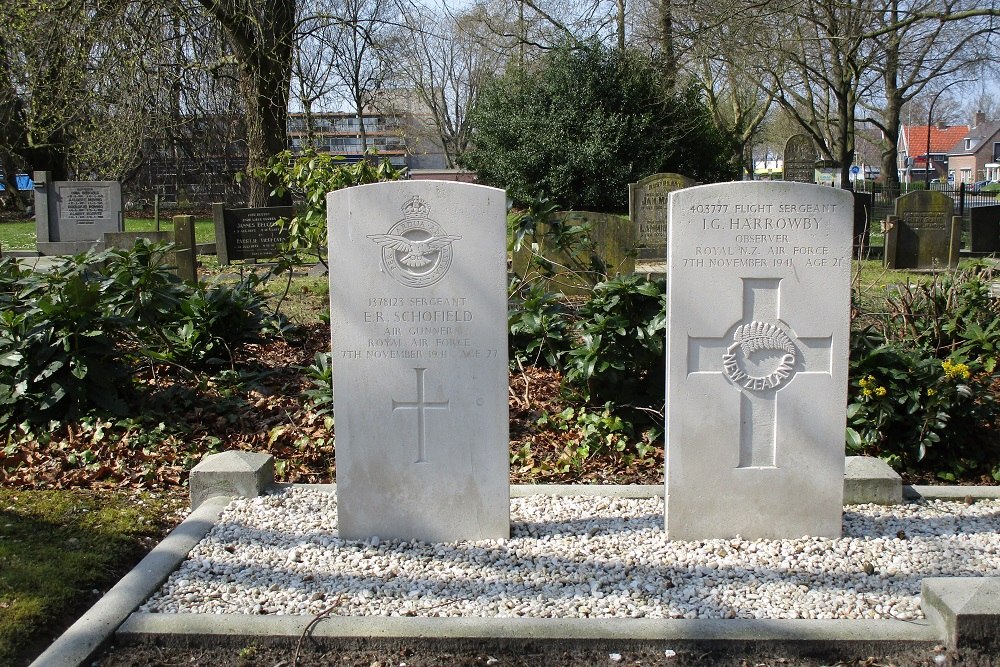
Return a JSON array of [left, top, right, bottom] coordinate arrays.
[[924, 79, 973, 188]]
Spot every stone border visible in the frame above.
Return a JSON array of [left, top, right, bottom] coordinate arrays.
[[28, 496, 230, 667], [31, 452, 1000, 665]]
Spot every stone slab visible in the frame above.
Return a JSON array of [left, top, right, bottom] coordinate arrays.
[[844, 456, 902, 505], [970, 204, 1000, 254], [921, 577, 1000, 649], [783, 135, 817, 183], [665, 182, 853, 540], [189, 451, 275, 510], [510, 211, 635, 294], [629, 173, 696, 260], [33, 172, 123, 251], [117, 613, 940, 651], [328, 180, 509, 542]]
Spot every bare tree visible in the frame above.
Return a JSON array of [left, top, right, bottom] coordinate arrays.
[[187, 0, 296, 205], [861, 0, 997, 197], [396, 2, 505, 168]]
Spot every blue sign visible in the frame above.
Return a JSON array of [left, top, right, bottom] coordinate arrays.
[[850, 165, 861, 175]]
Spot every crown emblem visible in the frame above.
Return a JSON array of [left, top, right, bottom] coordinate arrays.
[[401, 196, 430, 219]]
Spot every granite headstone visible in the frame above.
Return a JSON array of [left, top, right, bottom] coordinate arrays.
[[629, 173, 696, 261], [884, 191, 960, 270], [783, 135, 817, 184]]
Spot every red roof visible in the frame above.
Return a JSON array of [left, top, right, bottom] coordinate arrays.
[[903, 125, 969, 165]]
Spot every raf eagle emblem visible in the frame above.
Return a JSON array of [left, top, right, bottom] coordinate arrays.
[[368, 234, 463, 268]]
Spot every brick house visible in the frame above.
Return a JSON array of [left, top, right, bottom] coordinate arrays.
[[898, 122, 969, 184], [946, 112, 1000, 185]]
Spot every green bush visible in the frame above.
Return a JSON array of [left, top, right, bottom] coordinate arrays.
[[0, 243, 275, 426], [847, 265, 1000, 481], [465, 41, 739, 211], [562, 275, 665, 408], [253, 150, 401, 265]]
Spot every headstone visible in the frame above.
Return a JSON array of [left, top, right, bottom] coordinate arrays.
[[328, 181, 509, 542], [783, 135, 817, 184], [34, 171, 124, 255], [970, 205, 1000, 254], [629, 173, 696, 261], [510, 211, 635, 294], [884, 191, 961, 270], [665, 182, 853, 540], [213, 203, 293, 265]]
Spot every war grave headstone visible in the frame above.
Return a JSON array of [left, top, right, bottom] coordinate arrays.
[[970, 205, 1000, 254], [629, 173, 696, 262], [884, 190, 961, 270], [665, 182, 853, 540], [328, 181, 509, 542], [782, 135, 818, 184], [510, 211, 635, 295], [34, 171, 124, 255], [213, 203, 293, 265]]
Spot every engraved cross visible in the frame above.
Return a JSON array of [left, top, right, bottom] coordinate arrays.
[[687, 278, 833, 468], [392, 367, 450, 464]]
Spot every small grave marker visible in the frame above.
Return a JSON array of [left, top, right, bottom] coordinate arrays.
[[665, 182, 852, 540], [328, 181, 509, 542], [213, 204, 293, 265], [783, 135, 817, 184], [629, 173, 695, 262], [34, 171, 123, 255], [884, 191, 960, 270]]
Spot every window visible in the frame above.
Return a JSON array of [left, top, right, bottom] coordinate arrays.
[[961, 168, 972, 183]]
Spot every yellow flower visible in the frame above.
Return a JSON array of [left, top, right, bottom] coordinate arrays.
[[862, 388, 873, 398], [875, 386, 887, 397], [942, 359, 971, 381], [927, 388, 937, 396]]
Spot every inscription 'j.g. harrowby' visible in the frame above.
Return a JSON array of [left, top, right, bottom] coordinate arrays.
[[666, 182, 852, 541], [328, 181, 509, 543]]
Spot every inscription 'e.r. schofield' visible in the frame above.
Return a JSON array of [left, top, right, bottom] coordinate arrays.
[[687, 278, 833, 468]]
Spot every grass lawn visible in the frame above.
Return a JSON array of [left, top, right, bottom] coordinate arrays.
[[0, 490, 185, 667], [0, 217, 216, 250]]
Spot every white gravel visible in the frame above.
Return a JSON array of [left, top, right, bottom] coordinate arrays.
[[140, 488, 1000, 620]]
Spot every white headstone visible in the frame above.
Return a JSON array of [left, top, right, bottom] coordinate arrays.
[[328, 181, 510, 542], [665, 182, 853, 540]]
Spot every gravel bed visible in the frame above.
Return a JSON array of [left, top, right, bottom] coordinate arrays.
[[141, 488, 1000, 621]]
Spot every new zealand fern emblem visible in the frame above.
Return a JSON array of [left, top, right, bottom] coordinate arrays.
[[723, 320, 798, 391]]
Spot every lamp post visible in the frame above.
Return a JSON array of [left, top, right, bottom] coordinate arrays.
[[924, 79, 972, 188]]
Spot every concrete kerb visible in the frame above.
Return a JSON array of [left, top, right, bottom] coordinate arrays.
[[28, 495, 231, 667], [35, 451, 1000, 665]]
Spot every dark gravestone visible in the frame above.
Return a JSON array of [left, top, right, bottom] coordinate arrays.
[[629, 173, 696, 261], [884, 191, 960, 270], [783, 135, 817, 184], [852, 192, 874, 259], [213, 203, 293, 265], [970, 205, 1000, 254]]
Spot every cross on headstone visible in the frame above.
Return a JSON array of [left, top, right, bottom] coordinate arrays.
[[687, 278, 833, 468], [392, 367, 450, 464]]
